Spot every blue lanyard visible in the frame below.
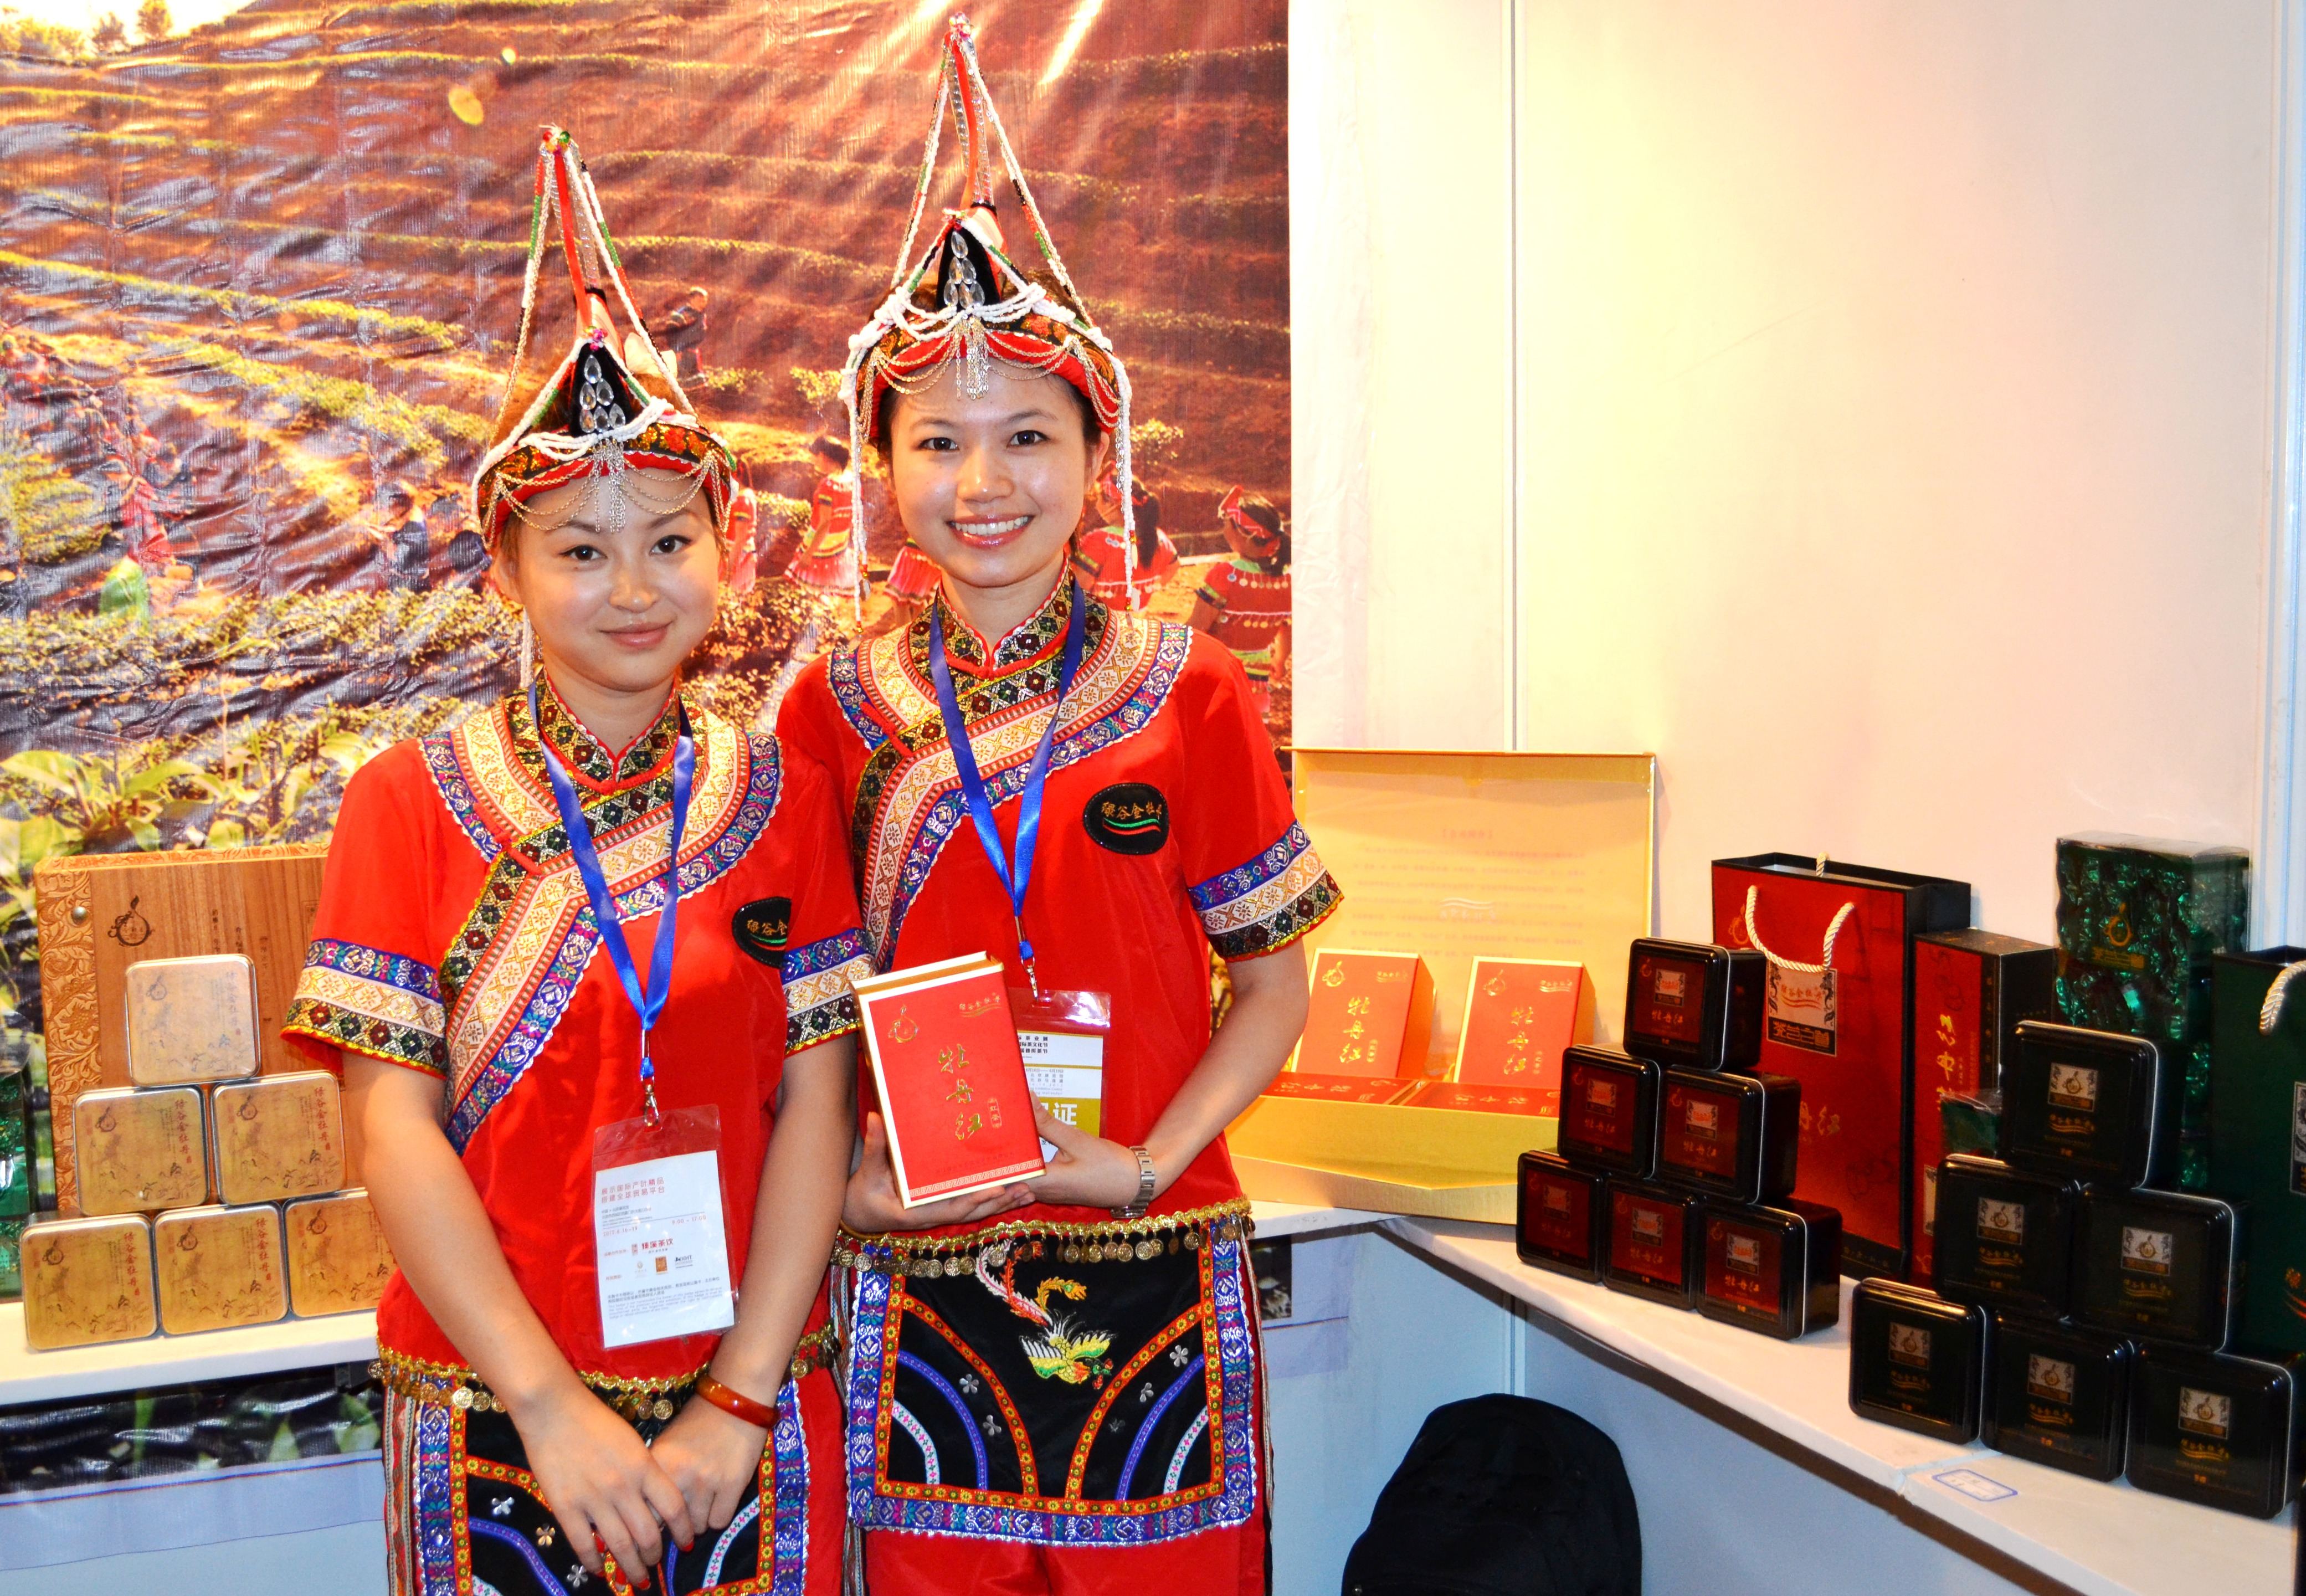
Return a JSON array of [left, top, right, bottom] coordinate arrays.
[[928, 580, 1087, 976], [531, 682, 695, 1117]]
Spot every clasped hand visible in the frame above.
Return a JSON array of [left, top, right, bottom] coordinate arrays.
[[841, 1105, 1158, 1234]]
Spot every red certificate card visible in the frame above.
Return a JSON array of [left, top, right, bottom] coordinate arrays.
[[855, 954, 1046, 1207], [1297, 949, 1436, 1078], [1452, 958, 1594, 1108]]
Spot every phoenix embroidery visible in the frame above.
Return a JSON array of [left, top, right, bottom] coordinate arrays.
[[975, 1241, 1114, 1387]]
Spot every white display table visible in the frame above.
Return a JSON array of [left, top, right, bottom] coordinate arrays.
[[0, 1205, 2286, 1596], [1384, 1218, 2291, 1596]]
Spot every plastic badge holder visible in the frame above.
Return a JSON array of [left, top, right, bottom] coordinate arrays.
[[1655, 1069, 1799, 1202], [285, 1187, 397, 1317], [1694, 1197, 1842, 1340], [20, 1213, 157, 1350], [2073, 1186, 2241, 1351], [123, 953, 262, 1086], [1558, 1046, 1661, 1178], [73, 1085, 207, 1215], [153, 1203, 288, 1335], [1848, 1279, 1990, 1443], [1930, 1154, 2080, 1321], [1603, 1179, 1702, 1309], [2002, 1020, 2173, 1187], [2126, 1346, 2302, 1518], [592, 1104, 736, 1349], [1982, 1316, 2132, 1482], [1622, 938, 1765, 1072], [210, 1070, 346, 1206], [1011, 985, 1112, 1161], [1516, 1151, 1608, 1281]]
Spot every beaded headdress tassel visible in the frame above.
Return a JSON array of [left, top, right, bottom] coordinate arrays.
[[471, 127, 739, 681], [840, 16, 1137, 602]]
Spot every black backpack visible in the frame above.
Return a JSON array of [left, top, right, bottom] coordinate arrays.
[[1341, 1394, 1641, 1596]]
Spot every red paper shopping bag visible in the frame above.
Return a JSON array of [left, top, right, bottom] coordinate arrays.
[[1712, 855, 1968, 1279]]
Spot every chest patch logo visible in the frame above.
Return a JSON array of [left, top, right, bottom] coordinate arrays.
[[733, 897, 793, 966], [1083, 783, 1170, 855]]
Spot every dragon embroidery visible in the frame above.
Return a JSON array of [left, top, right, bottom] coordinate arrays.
[[975, 1241, 1114, 1388]]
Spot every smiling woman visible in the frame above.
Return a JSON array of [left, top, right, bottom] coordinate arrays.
[[280, 128, 870, 1596], [488, 471, 723, 752], [881, 362, 1111, 645]]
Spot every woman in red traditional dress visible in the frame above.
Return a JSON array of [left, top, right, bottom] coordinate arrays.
[[1072, 471, 1179, 611], [284, 130, 870, 1596], [775, 24, 1338, 1593], [785, 437, 861, 599], [1191, 487, 1292, 721]]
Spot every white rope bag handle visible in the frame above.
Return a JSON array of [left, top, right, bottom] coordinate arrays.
[[2261, 958, 2306, 1034], [1743, 885, 1857, 976]]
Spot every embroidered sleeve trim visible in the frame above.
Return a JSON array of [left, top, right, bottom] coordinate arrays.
[[283, 937, 449, 1076], [1190, 821, 1343, 961], [784, 933, 873, 1054]]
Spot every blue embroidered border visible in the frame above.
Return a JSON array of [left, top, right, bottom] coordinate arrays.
[[302, 937, 444, 1002], [768, 1378, 811, 1594], [842, 1234, 1259, 1546], [783, 927, 871, 981], [876, 620, 1192, 963], [1189, 820, 1313, 914], [412, 1401, 458, 1596], [440, 736, 786, 1151], [828, 645, 893, 755]]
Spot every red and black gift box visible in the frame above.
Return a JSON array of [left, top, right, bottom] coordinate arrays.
[[1558, 1045, 1661, 1179], [1623, 939, 1765, 1072], [1516, 1152, 1608, 1281], [1695, 1197, 1842, 1339], [1604, 1179, 1703, 1308], [1713, 854, 1970, 1280], [1656, 1069, 1800, 1203], [1909, 930, 2056, 1284]]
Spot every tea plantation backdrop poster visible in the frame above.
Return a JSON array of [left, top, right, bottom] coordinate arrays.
[[0, 0, 1290, 1217]]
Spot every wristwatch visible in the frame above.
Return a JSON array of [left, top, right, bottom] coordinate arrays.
[[1111, 1145, 1157, 1220]]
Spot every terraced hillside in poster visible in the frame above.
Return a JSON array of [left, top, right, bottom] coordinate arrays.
[[0, 0, 1288, 1040]]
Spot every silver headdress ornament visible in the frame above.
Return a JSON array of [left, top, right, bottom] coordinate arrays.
[[472, 126, 739, 684], [838, 14, 1138, 614]]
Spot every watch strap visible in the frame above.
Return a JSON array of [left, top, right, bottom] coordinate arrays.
[[1111, 1145, 1157, 1219]]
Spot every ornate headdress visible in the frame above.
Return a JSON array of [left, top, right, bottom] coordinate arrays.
[[839, 15, 1138, 596], [471, 127, 738, 674], [1218, 486, 1285, 561]]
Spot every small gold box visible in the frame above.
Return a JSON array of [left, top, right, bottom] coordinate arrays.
[[211, 1071, 345, 1205], [124, 953, 261, 1087], [153, 1204, 288, 1335], [285, 1188, 396, 1317], [21, 1214, 157, 1349], [73, 1085, 208, 1215]]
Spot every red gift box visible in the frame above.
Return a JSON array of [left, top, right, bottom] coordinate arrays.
[[1451, 957, 1594, 1111], [1908, 930, 2056, 1283], [855, 953, 1046, 1207], [1712, 855, 1968, 1279]]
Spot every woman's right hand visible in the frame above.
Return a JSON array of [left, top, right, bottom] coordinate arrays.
[[511, 1380, 696, 1588], [842, 1110, 1034, 1234]]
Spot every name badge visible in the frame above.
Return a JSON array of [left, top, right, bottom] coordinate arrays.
[[593, 1105, 736, 1349], [1013, 987, 1112, 1162]]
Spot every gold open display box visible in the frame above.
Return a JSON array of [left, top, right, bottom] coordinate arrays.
[[1229, 750, 1656, 1222]]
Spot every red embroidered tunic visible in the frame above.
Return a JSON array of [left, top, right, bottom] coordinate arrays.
[[1194, 557, 1291, 678], [1072, 524, 1180, 610], [775, 578, 1339, 1226], [789, 471, 859, 592], [283, 681, 875, 1381]]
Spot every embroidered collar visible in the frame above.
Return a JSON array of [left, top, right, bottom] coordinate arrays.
[[521, 674, 686, 793], [927, 573, 1078, 679]]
